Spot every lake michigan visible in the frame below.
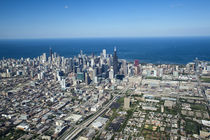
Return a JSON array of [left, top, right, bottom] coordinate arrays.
[[0, 37, 210, 64]]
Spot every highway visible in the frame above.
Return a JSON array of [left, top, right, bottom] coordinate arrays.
[[59, 86, 130, 140], [64, 96, 118, 140]]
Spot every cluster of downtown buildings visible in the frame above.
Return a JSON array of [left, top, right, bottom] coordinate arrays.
[[0, 48, 210, 140]]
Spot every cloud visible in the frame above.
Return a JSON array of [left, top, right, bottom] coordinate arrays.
[[170, 3, 183, 8], [64, 5, 69, 9]]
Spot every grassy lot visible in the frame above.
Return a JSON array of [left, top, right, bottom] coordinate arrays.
[[164, 106, 180, 115], [184, 119, 201, 134], [200, 77, 210, 83], [142, 130, 165, 140], [191, 104, 207, 111], [117, 97, 124, 105]]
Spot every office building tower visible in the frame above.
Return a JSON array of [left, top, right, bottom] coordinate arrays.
[[100, 58, 104, 66], [38, 72, 44, 80], [122, 60, 128, 76], [107, 57, 112, 67], [93, 68, 97, 78], [85, 73, 91, 85], [77, 72, 85, 81], [94, 76, 98, 84], [159, 68, 163, 77], [173, 71, 179, 77], [80, 50, 83, 56], [91, 58, 95, 67], [57, 71, 64, 81], [134, 66, 140, 75], [161, 105, 164, 113], [153, 69, 157, 77], [134, 59, 139, 67], [42, 53, 47, 63], [6, 69, 11, 77], [49, 47, 53, 59], [30, 71, 34, 78], [61, 79, 66, 89], [103, 49, 106, 58], [109, 67, 114, 80]]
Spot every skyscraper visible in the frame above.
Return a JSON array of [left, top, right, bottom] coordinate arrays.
[[42, 53, 47, 63], [61, 79, 66, 89], [122, 59, 128, 76], [109, 66, 114, 80], [134, 59, 139, 67], [49, 47, 53, 59], [102, 49, 106, 58], [85, 72, 91, 85], [113, 47, 118, 75]]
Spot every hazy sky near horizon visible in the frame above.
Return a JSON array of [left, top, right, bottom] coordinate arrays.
[[0, 0, 210, 39]]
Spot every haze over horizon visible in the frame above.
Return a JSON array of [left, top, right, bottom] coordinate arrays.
[[1, 0, 210, 39]]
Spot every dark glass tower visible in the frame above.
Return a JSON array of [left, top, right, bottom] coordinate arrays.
[[49, 47, 52, 58], [113, 47, 118, 75]]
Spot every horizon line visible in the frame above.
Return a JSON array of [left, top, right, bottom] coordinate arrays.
[[0, 35, 210, 40]]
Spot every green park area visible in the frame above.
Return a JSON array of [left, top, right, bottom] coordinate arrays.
[[191, 104, 207, 112], [184, 119, 201, 135], [0, 129, 26, 140], [201, 77, 210, 83]]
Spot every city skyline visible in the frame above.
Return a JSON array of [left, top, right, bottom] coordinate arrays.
[[1, 0, 210, 39], [1, 46, 210, 139], [1, 1, 210, 139]]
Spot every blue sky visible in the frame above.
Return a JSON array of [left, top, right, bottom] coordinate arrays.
[[0, 0, 210, 39]]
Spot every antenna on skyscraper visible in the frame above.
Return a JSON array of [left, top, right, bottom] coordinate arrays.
[[49, 46, 52, 58]]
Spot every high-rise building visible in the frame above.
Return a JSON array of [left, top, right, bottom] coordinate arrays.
[[113, 47, 118, 75], [109, 67, 114, 79], [80, 50, 83, 57], [77, 72, 85, 81], [61, 79, 66, 89], [173, 71, 178, 77], [93, 68, 97, 78], [124, 97, 130, 109], [134, 59, 139, 67], [42, 53, 47, 63], [38, 72, 44, 80], [134, 66, 140, 75], [91, 58, 95, 67], [195, 57, 199, 72], [94, 76, 98, 84], [30, 71, 34, 78], [49, 47, 53, 59], [161, 105, 164, 113], [85, 72, 91, 85], [107, 57, 112, 67], [122, 59, 128, 76], [103, 49, 106, 58]]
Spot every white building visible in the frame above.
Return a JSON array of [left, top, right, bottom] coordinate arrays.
[[109, 67, 114, 80], [16, 123, 29, 131], [103, 49, 106, 58], [60, 79, 66, 89]]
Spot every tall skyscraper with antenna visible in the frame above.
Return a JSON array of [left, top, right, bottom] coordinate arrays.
[[49, 47, 53, 59], [113, 47, 118, 75]]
